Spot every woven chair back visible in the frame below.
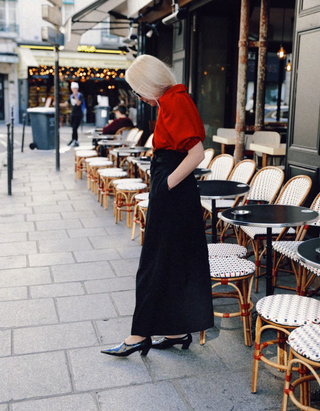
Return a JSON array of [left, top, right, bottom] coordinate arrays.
[[144, 133, 153, 147], [311, 192, 320, 226], [198, 148, 215, 169], [229, 159, 256, 184], [275, 175, 312, 206], [244, 166, 284, 203], [206, 154, 234, 180], [129, 130, 144, 147], [124, 127, 139, 141]]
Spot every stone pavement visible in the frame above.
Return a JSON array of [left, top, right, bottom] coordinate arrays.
[[0, 123, 297, 411]]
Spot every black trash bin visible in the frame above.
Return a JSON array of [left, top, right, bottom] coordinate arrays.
[[94, 105, 110, 128], [27, 107, 55, 150]]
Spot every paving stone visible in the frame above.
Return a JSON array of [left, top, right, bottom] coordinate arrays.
[[0, 221, 34, 233], [72, 201, 101, 212], [0, 286, 28, 301], [33, 204, 74, 213], [12, 393, 99, 411], [0, 267, 51, 287], [27, 193, 70, 204], [104, 224, 129, 235], [116, 246, 142, 259], [111, 290, 135, 316], [97, 381, 188, 411], [35, 219, 82, 231], [13, 321, 98, 354], [30, 282, 85, 298], [80, 217, 116, 228], [0, 232, 27, 243], [27, 213, 62, 221], [146, 340, 227, 380], [85, 277, 135, 294], [67, 227, 107, 238], [89, 235, 138, 249], [74, 249, 121, 263], [0, 330, 11, 357], [0, 299, 58, 327], [69, 346, 152, 391], [52, 261, 115, 282], [178, 370, 285, 411], [0, 214, 25, 223], [0, 405, 8, 411], [0, 352, 72, 402], [1, 255, 26, 271], [29, 252, 75, 267], [38, 237, 91, 253], [95, 317, 133, 345], [28, 230, 69, 240], [109, 258, 139, 277], [61, 210, 97, 220], [56, 294, 117, 322], [0, 241, 37, 257]]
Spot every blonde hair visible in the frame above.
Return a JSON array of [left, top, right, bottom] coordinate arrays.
[[125, 55, 177, 100]]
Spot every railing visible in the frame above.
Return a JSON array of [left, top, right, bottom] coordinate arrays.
[[0, 23, 19, 34]]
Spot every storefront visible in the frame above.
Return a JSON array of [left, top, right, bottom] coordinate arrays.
[[17, 44, 132, 124]]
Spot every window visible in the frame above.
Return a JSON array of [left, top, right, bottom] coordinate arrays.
[[0, 0, 18, 34]]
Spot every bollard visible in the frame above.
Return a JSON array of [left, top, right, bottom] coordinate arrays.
[[6, 122, 12, 195], [11, 106, 14, 179], [21, 113, 26, 152]]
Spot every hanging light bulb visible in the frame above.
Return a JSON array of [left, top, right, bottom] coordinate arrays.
[[277, 46, 287, 60], [277, 8, 287, 60], [285, 59, 292, 71]]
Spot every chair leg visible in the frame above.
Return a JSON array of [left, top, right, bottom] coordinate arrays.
[[199, 330, 206, 345], [251, 315, 263, 393]]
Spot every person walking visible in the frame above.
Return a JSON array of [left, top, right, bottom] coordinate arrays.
[[61, 82, 84, 147], [101, 55, 213, 358]]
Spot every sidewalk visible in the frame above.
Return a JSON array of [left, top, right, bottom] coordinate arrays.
[[0, 123, 294, 411]]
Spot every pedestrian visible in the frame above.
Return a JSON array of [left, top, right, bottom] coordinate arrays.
[[101, 54, 213, 358], [102, 105, 133, 135], [61, 82, 84, 147]]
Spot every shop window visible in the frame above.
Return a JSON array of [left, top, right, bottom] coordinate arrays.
[[0, 0, 18, 34]]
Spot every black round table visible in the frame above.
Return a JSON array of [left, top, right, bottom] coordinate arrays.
[[297, 238, 320, 271], [114, 146, 152, 173], [193, 168, 212, 178], [221, 204, 319, 295], [197, 180, 250, 243]]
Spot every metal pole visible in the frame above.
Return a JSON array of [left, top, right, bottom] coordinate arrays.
[[255, 0, 269, 131], [54, 44, 60, 171], [21, 113, 26, 152], [6, 122, 11, 195], [10, 106, 14, 179], [234, 0, 250, 164], [276, 59, 284, 121]]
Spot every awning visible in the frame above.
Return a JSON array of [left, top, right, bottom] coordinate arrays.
[[0, 53, 19, 64], [63, 0, 127, 51], [17, 48, 39, 79], [17, 47, 131, 79]]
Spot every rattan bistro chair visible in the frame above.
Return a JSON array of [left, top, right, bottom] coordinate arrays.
[[240, 175, 312, 293], [75, 150, 98, 181], [251, 294, 320, 395], [220, 166, 285, 243], [272, 192, 320, 295], [282, 324, 320, 411], [114, 181, 147, 228], [205, 154, 234, 181], [97, 168, 127, 208], [200, 257, 256, 346], [85, 157, 113, 192]]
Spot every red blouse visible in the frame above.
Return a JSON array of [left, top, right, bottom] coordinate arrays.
[[153, 84, 205, 152]]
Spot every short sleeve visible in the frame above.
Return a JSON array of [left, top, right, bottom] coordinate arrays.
[[159, 91, 205, 151]]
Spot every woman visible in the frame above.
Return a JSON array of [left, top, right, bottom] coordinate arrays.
[[101, 55, 213, 357]]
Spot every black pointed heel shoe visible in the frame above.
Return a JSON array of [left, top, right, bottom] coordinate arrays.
[[152, 334, 192, 350], [101, 336, 152, 357]]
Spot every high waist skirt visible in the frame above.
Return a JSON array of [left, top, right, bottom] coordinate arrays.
[[131, 149, 214, 336]]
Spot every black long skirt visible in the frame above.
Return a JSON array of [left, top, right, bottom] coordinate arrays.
[[131, 149, 214, 336]]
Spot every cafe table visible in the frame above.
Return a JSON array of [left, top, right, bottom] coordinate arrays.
[[113, 146, 152, 173], [297, 238, 320, 271], [197, 180, 250, 243], [221, 204, 319, 296]]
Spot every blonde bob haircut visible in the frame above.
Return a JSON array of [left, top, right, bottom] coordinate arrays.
[[125, 54, 177, 101]]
